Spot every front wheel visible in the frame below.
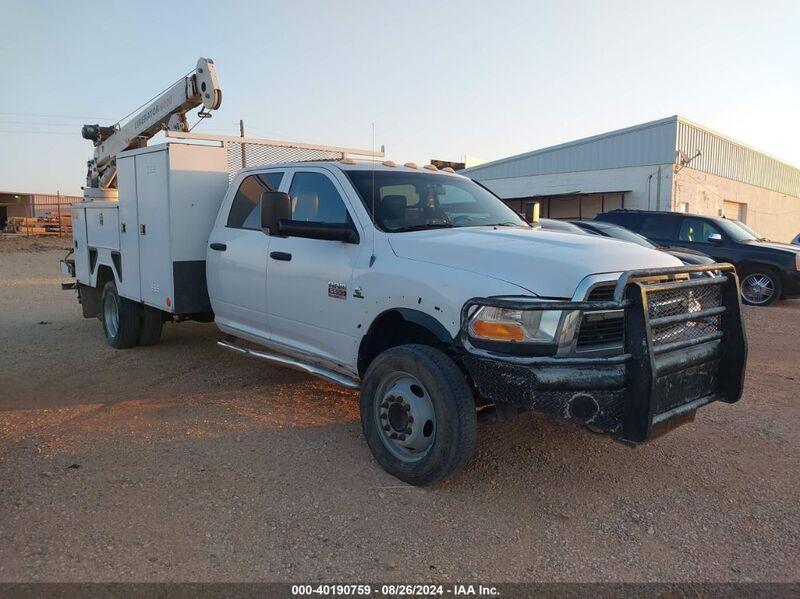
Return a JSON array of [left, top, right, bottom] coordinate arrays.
[[739, 268, 782, 306], [360, 344, 477, 486], [100, 280, 140, 348]]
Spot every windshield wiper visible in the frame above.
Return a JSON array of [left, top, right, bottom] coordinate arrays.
[[392, 223, 455, 232]]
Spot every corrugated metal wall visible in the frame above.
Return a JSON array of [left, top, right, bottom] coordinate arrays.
[[676, 120, 800, 197], [463, 117, 678, 180]]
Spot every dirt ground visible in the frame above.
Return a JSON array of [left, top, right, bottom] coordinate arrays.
[[1, 235, 798, 583]]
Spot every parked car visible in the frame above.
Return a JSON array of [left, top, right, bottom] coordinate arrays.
[[570, 220, 715, 266], [535, 218, 590, 234], [595, 210, 800, 306]]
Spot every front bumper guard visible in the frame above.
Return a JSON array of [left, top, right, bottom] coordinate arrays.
[[458, 264, 747, 443]]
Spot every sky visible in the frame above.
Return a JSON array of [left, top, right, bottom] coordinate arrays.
[[2, 0, 799, 196]]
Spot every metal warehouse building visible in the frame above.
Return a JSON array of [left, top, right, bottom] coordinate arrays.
[[463, 116, 800, 242]]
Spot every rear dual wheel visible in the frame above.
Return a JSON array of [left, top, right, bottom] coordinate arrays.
[[360, 345, 477, 486], [100, 281, 163, 348]]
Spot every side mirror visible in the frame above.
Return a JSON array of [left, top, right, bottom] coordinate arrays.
[[277, 220, 359, 244], [708, 233, 723, 243], [261, 191, 292, 233]]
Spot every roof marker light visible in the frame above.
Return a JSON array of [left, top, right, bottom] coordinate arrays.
[[382, 160, 397, 167], [340, 158, 356, 164], [423, 164, 438, 171], [404, 162, 418, 169], [442, 167, 455, 173]]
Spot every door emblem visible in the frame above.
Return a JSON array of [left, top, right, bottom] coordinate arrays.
[[328, 282, 347, 300]]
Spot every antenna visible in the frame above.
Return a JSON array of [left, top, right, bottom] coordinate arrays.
[[370, 122, 377, 266]]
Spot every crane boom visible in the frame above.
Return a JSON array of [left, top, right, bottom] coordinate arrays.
[[82, 57, 221, 191]]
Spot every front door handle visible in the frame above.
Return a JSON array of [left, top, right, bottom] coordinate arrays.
[[270, 251, 292, 261], [209, 242, 227, 251]]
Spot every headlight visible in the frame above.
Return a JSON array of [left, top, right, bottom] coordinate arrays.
[[469, 306, 562, 343]]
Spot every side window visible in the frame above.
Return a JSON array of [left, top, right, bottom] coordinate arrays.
[[678, 218, 721, 243], [227, 172, 284, 230], [639, 216, 676, 240], [288, 172, 350, 224]]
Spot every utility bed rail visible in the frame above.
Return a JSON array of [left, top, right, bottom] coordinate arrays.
[[458, 263, 747, 443]]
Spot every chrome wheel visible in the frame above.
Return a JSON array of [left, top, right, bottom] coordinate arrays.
[[374, 372, 436, 463], [103, 287, 120, 338], [741, 273, 775, 305]]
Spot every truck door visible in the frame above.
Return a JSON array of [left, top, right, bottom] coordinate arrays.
[[206, 171, 285, 340], [265, 168, 365, 366], [672, 217, 736, 263]]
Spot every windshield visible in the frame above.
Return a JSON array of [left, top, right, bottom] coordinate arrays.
[[732, 220, 766, 240], [715, 218, 759, 242], [345, 170, 527, 232], [597, 224, 656, 249]]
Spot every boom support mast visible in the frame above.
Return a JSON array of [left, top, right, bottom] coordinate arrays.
[[82, 57, 221, 191]]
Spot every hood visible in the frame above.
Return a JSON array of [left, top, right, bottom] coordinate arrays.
[[660, 245, 709, 257], [388, 227, 682, 298], [664, 249, 715, 265], [741, 239, 800, 254]]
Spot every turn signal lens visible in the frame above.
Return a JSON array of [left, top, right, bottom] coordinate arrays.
[[796, 253, 800, 271], [470, 320, 525, 342]]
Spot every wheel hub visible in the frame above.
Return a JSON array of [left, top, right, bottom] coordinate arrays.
[[103, 290, 119, 338], [742, 274, 774, 305], [376, 374, 436, 461]]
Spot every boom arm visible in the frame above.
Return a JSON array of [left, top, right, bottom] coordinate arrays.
[[82, 57, 221, 190]]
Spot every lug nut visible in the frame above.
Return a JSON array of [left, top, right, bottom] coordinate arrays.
[[404, 427, 412, 434], [398, 434, 406, 441], [379, 413, 387, 420], [403, 404, 411, 412], [389, 432, 398, 439], [407, 416, 414, 423], [382, 425, 390, 431], [381, 402, 389, 408]]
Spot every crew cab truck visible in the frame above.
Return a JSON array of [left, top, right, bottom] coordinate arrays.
[[63, 136, 748, 485]]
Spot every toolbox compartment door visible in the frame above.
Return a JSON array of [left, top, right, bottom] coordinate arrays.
[[72, 206, 90, 283], [135, 150, 172, 310], [117, 155, 141, 302]]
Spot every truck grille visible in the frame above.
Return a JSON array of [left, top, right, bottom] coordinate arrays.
[[647, 284, 723, 347], [576, 285, 623, 348]]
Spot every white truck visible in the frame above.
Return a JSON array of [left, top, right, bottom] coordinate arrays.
[[63, 59, 747, 485]]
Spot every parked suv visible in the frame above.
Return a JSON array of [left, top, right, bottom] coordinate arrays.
[[595, 210, 800, 306]]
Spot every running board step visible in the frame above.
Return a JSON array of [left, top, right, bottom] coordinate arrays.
[[217, 337, 360, 389]]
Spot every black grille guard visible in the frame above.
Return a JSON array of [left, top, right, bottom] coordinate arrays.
[[458, 263, 748, 443]]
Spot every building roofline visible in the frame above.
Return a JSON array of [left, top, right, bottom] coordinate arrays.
[[675, 116, 800, 171], [462, 115, 800, 176], [462, 116, 679, 174]]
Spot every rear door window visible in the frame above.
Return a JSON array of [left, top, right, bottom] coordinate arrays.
[[227, 171, 285, 230], [639, 215, 677, 241]]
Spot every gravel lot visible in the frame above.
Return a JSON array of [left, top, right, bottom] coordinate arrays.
[[1, 236, 798, 583]]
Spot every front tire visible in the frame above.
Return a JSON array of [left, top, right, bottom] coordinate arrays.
[[100, 280, 140, 349], [360, 344, 477, 486], [739, 267, 782, 306]]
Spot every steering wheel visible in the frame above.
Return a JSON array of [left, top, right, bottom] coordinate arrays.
[[451, 214, 474, 225]]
